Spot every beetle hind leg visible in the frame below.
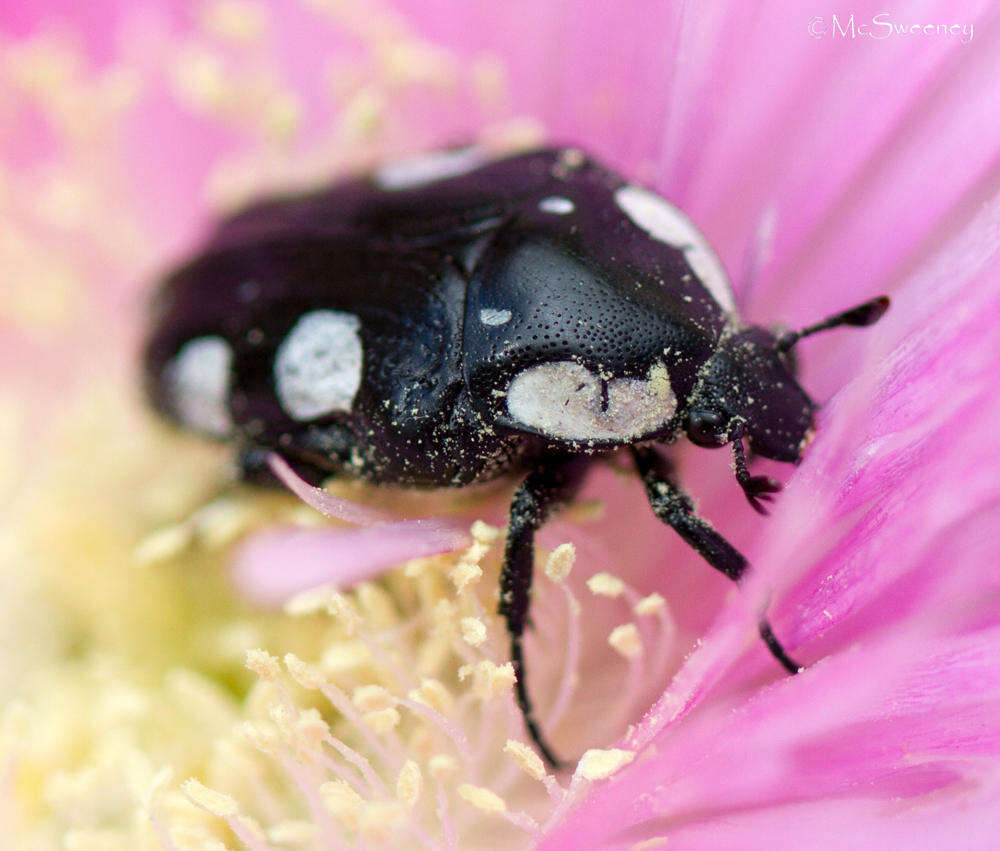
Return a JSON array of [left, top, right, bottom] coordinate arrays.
[[630, 445, 802, 673], [500, 455, 589, 768]]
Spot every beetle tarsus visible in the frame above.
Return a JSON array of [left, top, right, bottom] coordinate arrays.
[[500, 455, 589, 769], [731, 436, 782, 515], [759, 620, 803, 674], [743, 476, 781, 515], [510, 638, 563, 769]]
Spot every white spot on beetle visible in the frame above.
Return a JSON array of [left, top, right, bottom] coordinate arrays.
[[479, 307, 513, 326], [538, 196, 575, 215], [275, 310, 363, 421], [165, 336, 233, 436], [373, 147, 485, 190], [506, 360, 676, 441], [614, 184, 736, 312]]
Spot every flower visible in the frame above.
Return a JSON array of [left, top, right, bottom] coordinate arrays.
[[2, 1, 1000, 849]]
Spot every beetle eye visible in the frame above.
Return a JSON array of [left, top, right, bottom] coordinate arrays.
[[686, 409, 728, 447]]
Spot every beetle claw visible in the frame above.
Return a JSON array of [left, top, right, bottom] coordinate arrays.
[[742, 475, 782, 515]]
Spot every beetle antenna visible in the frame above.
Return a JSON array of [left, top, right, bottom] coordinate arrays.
[[776, 296, 889, 352]]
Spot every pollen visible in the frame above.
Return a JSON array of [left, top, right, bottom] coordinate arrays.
[[181, 778, 239, 817], [320, 779, 365, 827], [544, 542, 576, 581], [137, 765, 174, 811], [352, 684, 395, 711], [587, 572, 626, 597], [294, 707, 330, 753], [609, 623, 644, 659], [634, 592, 666, 616], [450, 559, 483, 591], [504, 739, 548, 781], [648, 362, 673, 399], [461, 616, 488, 646], [576, 748, 636, 781], [283, 652, 326, 689], [428, 754, 459, 781], [283, 584, 339, 616], [363, 707, 401, 734], [326, 592, 364, 633], [450, 521, 500, 590], [432, 598, 459, 636], [403, 555, 436, 577], [458, 660, 516, 700], [471, 519, 502, 545], [408, 678, 455, 714], [396, 760, 422, 807], [458, 783, 508, 815], [238, 720, 281, 756], [269, 821, 317, 844], [132, 523, 192, 564], [245, 648, 282, 681], [358, 801, 407, 843], [356, 581, 400, 626], [192, 497, 257, 547], [321, 640, 371, 673]]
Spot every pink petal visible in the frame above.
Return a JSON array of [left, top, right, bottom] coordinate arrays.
[[230, 453, 472, 605], [760, 197, 1000, 649], [233, 520, 471, 606], [652, 794, 1000, 851], [543, 623, 1000, 849], [266, 453, 393, 526]]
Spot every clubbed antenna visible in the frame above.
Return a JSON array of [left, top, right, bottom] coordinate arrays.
[[777, 296, 890, 352]]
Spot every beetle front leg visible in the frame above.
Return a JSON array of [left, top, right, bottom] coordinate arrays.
[[500, 455, 588, 768], [630, 445, 801, 674], [730, 430, 781, 515]]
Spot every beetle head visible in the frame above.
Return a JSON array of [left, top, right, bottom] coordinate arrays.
[[686, 327, 815, 462]]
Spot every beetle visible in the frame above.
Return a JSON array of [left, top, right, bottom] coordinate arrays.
[[145, 146, 889, 766]]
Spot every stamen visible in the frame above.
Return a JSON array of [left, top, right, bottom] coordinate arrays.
[[457, 783, 506, 814], [544, 584, 582, 737], [574, 748, 636, 781], [435, 778, 458, 851], [634, 593, 665, 616], [110, 503, 684, 844], [503, 739, 548, 782], [608, 623, 644, 659], [183, 779, 272, 851], [396, 760, 422, 808], [544, 542, 576, 581], [586, 572, 626, 597], [460, 617, 488, 646], [458, 661, 516, 700]]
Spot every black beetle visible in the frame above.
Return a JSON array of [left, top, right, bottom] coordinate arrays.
[[145, 146, 889, 766]]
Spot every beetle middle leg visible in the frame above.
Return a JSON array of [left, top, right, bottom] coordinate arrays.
[[500, 454, 589, 768], [630, 445, 801, 674]]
